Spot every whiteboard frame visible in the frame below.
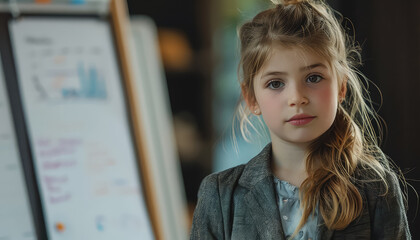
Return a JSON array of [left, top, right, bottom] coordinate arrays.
[[128, 15, 188, 240], [110, 0, 165, 239]]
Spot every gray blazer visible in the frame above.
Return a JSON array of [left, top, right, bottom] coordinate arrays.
[[190, 144, 411, 239]]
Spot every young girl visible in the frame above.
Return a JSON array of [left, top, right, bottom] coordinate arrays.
[[191, 0, 411, 239]]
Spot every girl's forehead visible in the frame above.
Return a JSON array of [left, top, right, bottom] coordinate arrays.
[[272, 43, 327, 59], [263, 44, 331, 71]]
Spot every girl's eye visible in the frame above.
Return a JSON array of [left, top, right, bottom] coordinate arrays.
[[306, 75, 323, 83], [267, 80, 284, 89]]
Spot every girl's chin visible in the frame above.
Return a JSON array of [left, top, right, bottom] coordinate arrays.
[[272, 131, 326, 145], [273, 136, 319, 145]]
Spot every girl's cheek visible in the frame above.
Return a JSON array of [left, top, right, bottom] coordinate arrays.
[[318, 85, 336, 102]]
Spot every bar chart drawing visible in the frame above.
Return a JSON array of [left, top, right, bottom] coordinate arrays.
[[62, 63, 107, 99], [30, 52, 108, 101]]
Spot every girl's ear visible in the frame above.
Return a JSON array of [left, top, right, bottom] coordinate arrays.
[[241, 83, 259, 113], [339, 78, 348, 102]]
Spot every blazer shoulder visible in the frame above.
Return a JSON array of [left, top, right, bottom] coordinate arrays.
[[199, 164, 247, 196], [354, 165, 411, 239], [355, 165, 404, 200], [191, 164, 247, 239]]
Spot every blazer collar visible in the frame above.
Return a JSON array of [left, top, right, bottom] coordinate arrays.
[[238, 143, 273, 190], [238, 143, 334, 240], [238, 143, 286, 239], [318, 217, 334, 240]]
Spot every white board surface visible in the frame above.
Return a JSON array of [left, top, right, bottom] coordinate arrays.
[[9, 17, 154, 240]]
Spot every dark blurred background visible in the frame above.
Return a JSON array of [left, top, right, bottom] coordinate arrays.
[[127, 0, 419, 237]]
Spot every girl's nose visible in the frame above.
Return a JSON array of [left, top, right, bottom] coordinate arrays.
[[288, 85, 309, 107]]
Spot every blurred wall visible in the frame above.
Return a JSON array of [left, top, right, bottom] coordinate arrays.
[[332, 1, 420, 238]]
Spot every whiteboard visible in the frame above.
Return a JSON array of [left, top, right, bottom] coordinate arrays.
[[0, 54, 36, 239], [9, 17, 154, 240]]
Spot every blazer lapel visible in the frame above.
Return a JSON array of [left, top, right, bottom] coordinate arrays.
[[238, 144, 286, 240], [244, 177, 286, 240], [317, 216, 334, 240]]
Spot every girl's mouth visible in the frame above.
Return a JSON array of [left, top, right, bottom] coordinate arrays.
[[287, 117, 316, 126]]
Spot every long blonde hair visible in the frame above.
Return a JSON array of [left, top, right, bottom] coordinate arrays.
[[236, 0, 398, 233]]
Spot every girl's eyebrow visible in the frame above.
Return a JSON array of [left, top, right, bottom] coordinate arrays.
[[300, 63, 327, 71], [261, 63, 327, 79]]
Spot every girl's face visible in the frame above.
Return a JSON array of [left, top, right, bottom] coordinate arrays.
[[249, 44, 345, 145]]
